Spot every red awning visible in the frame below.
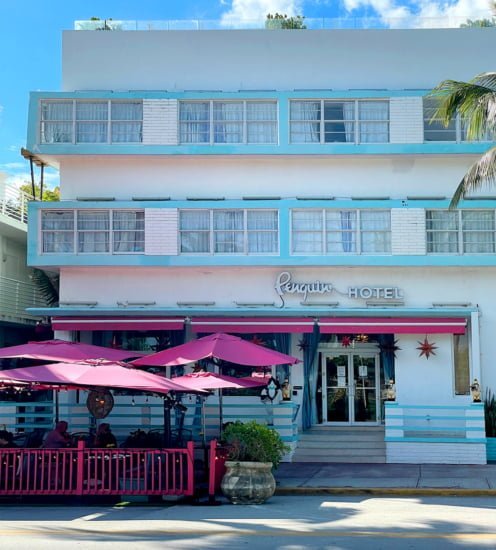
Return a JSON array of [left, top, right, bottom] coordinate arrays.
[[51, 317, 184, 331], [318, 317, 467, 334], [191, 317, 316, 334]]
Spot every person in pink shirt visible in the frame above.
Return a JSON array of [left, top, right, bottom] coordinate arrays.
[[42, 421, 71, 448]]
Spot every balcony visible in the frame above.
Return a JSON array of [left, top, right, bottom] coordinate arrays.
[[0, 182, 32, 226], [0, 276, 48, 324]]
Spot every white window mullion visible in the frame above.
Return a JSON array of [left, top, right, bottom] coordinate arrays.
[[209, 101, 214, 145], [243, 209, 248, 254], [355, 101, 359, 144], [109, 210, 114, 253], [357, 210, 362, 254], [320, 100, 324, 144], [72, 101, 76, 144], [107, 100, 111, 144], [458, 211, 464, 254], [74, 210, 78, 253], [209, 210, 214, 254], [322, 209, 326, 253], [243, 101, 247, 144]]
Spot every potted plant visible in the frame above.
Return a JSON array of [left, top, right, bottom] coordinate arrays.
[[485, 389, 496, 462], [220, 420, 289, 504]]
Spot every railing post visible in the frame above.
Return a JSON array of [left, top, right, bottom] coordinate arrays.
[[76, 440, 85, 495], [186, 440, 194, 496], [208, 439, 217, 499]]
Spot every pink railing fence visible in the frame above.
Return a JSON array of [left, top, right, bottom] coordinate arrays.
[[0, 441, 194, 497]]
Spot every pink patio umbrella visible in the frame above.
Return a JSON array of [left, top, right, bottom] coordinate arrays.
[[0, 339, 144, 363], [0, 359, 197, 395], [132, 332, 300, 367]]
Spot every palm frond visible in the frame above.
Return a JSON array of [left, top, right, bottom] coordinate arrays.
[[428, 74, 496, 140], [449, 146, 496, 208], [31, 268, 59, 307]]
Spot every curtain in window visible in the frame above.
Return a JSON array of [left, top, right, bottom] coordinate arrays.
[[213, 102, 243, 143], [360, 211, 391, 253], [359, 101, 388, 143], [343, 102, 355, 143], [111, 102, 143, 143], [77, 211, 110, 253], [292, 210, 323, 253], [462, 211, 495, 253], [302, 323, 320, 430], [41, 102, 73, 143], [290, 101, 320, 143], [326, 211, 356, 253], [113, 211, 145, 252], [180, 102, 209, 143], [247, 102, 277, 144], [76, 102, 108, 143], [273, 333, 291, 385], [247, 211, 278, 253], [41, 211, 74, 253], [180, 210, 210, 252], [213, 210, 244, 252], [426, 211, 458, 253]]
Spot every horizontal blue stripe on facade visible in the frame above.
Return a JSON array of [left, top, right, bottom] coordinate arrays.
[[385, 437, 487, 443]]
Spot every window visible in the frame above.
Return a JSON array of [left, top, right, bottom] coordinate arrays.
[[426, 210, 495, 254], [41, 211, 75, 253], [291, 210, 391, 254], [290, 100, 389, 144], [454, 333, 470, 396], [40, 210, 144, 254], [423, 98, 457, 142], [179, 209, 278, 254], [179, 101, 277, 144], [40, 100, 143, 144]]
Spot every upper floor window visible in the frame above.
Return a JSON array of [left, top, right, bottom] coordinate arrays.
[[290, 100, 389, 144], [179, 209, 278, 254], [41, 210, 145, 254], [426, 210, 496, 254], [40, 100, 143, 144], [179, 101, 277, 145], [291, 209, 391, 254]]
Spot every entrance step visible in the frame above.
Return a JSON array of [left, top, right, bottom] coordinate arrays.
[[293, 426, 386, 463]]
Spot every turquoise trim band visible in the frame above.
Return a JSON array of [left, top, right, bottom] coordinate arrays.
[[385, 437, 487, 443]]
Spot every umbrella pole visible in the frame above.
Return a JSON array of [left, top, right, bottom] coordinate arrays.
[[54, 389, 59, 423], [163, 398, 171, 448], [219, 388, 223, 437]]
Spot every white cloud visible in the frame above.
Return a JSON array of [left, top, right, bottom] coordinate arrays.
[[342, 0, 493, 28], [221, 0, 304, 25]]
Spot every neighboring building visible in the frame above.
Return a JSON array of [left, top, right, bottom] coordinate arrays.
[[23, 25, 496, 463], [0, 174, 46, 346]]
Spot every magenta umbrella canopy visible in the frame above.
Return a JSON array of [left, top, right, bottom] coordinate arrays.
[[0, 360, 199, 395], [0, 339, 143, 362], [169, 371, 268, 391], [132, 333, 300, 368]]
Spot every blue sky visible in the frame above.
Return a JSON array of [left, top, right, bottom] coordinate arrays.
[[0, 0, 492, 189]]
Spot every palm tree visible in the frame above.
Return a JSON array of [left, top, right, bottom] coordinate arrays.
[[429, 72, 496, 208]]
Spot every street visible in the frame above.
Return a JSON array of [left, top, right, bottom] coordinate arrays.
[[1, 495, 496, 549]]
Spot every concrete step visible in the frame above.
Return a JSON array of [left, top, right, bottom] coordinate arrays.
[[294, 447, 385, 457], [298, 434, 385, 443], [292, 455, 386, 463], [297, 440, 385, 449]]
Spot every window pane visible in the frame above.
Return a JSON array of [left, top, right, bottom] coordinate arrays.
[[246, 102, 276, 121], [213, 102, 243, 143], [78, 211, 110, 230], [323, 101, 355, 143], [180, 210, 209, 230], [423, 98, 457, 141], [111, 101, 143, 142], [360, 211, 391, 253], [41, 102, 73, 143], [326, 211, 357, 253], [359, 101, 389, 143], [41, 101, 73, 121], [292, 211, 323, 253], [462, 210, 495, 253], [77, 211, 109, 253], [426, 211, 459, 253], [113, 211, 145, 253], [111, 102, 142, 121], [41, 211, 74, 253], [41, 211, 74, 231], [454, 333, 470, 395], [290, 101, 320, 143], [247, 210, 278, 230], [213, 210, 243, 230], [179, 210, 210, 253], [76, 102, 108, 121], [180, 102, 210, 143], [247, 211, 278, 253]]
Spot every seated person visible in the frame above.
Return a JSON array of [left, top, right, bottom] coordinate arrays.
[[94, 423, 117, 448], [42, 420, 71, 449], [0, 429, 16, 448]]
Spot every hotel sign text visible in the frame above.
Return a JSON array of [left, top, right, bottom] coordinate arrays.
[[275, 272, 403, 305]]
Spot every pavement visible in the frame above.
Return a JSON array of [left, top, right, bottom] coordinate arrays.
[[273, 462, 496, 496]]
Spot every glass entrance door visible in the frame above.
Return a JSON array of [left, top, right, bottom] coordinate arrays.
[[322, 352, 380, 424]]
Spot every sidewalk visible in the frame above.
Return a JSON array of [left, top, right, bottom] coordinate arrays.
[[274, 462, 496, 495]]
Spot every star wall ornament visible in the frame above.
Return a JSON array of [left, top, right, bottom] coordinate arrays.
[[417, 337, 438, 360], [341, 336, 352, 348], [251, 335, 266, 347], [297, 338, 309, 352], [378, 339, 401, 358]]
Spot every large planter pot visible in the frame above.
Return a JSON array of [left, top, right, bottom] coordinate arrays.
[[221, 461, 276, 504]]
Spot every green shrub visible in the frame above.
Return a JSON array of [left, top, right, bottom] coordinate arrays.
[[485, 388, 496, 437], [221, 420, 290, 468]]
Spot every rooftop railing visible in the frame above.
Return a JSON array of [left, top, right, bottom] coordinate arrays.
[[0, 182, 33, 225], [74, 16, 491, 31]]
